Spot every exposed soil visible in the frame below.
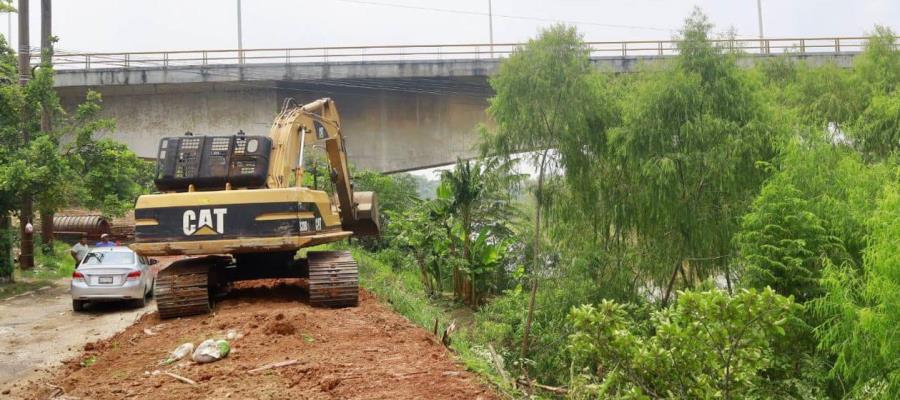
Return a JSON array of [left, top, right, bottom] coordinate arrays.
[[17, 279, 499, 400], [0, 256, 173, 395]]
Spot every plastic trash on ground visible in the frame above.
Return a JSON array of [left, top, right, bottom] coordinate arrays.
[[192, 339, 231, 363], [162, 342, 194, 365]]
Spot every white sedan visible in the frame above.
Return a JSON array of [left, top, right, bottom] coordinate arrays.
[[71, 246, 156, 311]]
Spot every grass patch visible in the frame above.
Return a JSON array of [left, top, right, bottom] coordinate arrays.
[[80, 355, 97, 367], [0, 240, 74, 299], [351, 248, 520, 397], [25, 240, 76, 280], [0, 279, 55, 300]]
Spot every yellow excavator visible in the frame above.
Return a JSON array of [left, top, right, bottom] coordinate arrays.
[[130, 98, 379, 319]]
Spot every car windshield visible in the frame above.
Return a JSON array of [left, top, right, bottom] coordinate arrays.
[[81, 252, 134, 265]]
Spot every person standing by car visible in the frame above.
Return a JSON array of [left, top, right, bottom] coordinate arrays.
[[70, 235, 90, 269], [95, 234, 115, 248]]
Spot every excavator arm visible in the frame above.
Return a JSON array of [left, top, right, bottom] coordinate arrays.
[[267, 98, 380, 236]]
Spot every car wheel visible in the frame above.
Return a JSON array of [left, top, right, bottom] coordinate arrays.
[[132, 295, 147, 308], [72, 300, 85, 312]]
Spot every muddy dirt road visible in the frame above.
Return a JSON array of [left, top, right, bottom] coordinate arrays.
[[0, 280, 154, 393], [19, 280, 499, 400]]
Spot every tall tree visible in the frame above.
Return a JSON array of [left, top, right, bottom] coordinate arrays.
[[482, 24, 595, 277], [813, 180, 900, 399], [1, 68, 150, 277], [480, 24, 599, 369], [613, 9, 780, 301]]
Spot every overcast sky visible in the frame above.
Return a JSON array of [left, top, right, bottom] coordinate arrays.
[[4, 0, 898, 53]]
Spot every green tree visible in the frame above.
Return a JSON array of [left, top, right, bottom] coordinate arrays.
[[767, 136, 889, 269], [736, 181, 847, 302], [613, 9, 780, 301], [569, 288, 804, 399], [813, 180, 900, 399], [0, 28, 18, 281], [0, 50, 150, 278], [852, 91, 900, 162], [439, 159, 517, 306], [854, 26, 899, 96], [482, 24, 595, 279]]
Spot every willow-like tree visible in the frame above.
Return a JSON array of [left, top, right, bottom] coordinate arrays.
[[480, 24, 603, 367], [613, 9, 780, 301]]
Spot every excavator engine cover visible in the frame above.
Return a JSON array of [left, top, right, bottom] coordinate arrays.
[[155, 135, 272, 191]]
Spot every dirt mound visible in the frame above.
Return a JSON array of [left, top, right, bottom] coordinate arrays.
[[18, 281, 498, 400], [266, 321, 297, 336]]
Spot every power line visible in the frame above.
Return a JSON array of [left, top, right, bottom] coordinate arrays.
[[333, 0, 679, 33]]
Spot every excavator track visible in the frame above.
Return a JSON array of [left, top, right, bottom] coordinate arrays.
[[308, 251, 359, 307], [155, 256, 231, 319]]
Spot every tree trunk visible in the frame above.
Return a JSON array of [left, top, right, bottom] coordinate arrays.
[[531, 149, 549, 275], [40, 209, 53, 252], [0, 214, 13, 283], [521, 149, 549, 376], [662, 260, 681, 306], [520, 279, 538, 362], [417, 255, 433, 296], [462, 209, 472, 304]]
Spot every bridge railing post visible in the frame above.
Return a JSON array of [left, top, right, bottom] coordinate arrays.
[[202, 51, 208, 66], [85, 54, 90, 70], [800, 39, 806, 54], [124, 53, 129, 69], [163, 52, 169, 68], [835, 38, 841, 53], [622, 42, 626, 57]]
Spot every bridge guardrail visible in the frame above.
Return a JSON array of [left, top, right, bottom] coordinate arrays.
[[37, 37, 884, 71]]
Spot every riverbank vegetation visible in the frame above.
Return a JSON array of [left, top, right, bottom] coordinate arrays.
[[358, 9, 899, 399]]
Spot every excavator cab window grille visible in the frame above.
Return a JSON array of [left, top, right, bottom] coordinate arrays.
[[234, 137, 247, 155], [235, 160, 257, 175], [175, 138, 201, 178], [175, 152, 198, 178], [207, 137, 231, 167]]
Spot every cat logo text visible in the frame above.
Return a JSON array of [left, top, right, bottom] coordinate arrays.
[[183, 208, 227, 236]]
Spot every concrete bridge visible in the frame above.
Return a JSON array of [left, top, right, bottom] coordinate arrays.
[[50, 37, 868, 172]]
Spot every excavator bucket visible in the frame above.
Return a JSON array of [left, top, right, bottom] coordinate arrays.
[[345, 191, 380, 237]]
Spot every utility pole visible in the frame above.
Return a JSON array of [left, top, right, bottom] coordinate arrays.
[[488, 0, 494, 56], [237, 0, 243, 62], [41, 0, 51, 63], [756, 0, 764, 39], [756, 0, 766, 54], [39, 0, 54, 248], [17, 0, 33, 269]]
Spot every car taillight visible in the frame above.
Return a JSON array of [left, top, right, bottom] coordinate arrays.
[[72, 271, 85, 282], [126, 270, 142, 281]]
